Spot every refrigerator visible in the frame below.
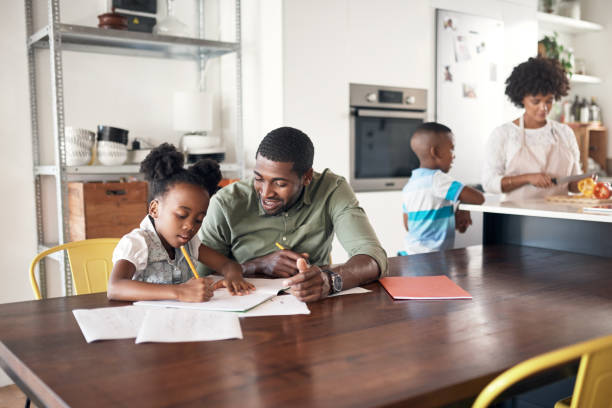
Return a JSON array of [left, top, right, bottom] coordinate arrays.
[[436, 9, 504, 184], [435, 9, 504, 247]]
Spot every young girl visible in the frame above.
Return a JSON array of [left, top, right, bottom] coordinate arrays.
[[108, 143, 254, 302]]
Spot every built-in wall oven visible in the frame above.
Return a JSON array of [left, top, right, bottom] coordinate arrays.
[[349, 83, 427, 192]]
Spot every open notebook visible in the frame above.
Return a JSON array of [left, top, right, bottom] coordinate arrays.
[[379, 276, 472, 300], [134, 277, 289, 312]]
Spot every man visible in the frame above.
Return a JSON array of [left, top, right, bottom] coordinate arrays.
[[198, 126, 387, 302]]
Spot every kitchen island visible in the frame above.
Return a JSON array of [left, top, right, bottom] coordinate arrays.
[[460, 197, 612, 257]]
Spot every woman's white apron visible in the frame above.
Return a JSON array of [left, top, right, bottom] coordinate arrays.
[[504, 116, 574, 201]]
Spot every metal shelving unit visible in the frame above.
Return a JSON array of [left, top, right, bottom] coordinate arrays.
[[25, 0, 243, 297]]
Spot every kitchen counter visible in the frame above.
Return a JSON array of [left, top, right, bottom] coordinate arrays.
[[459, 196, 612, 223], [459, 195, 612, 257]]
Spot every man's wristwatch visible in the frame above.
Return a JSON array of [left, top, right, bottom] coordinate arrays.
[[321, 268, 342, 295]]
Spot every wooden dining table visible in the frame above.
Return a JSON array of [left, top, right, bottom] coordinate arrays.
[[2, 245, 612, 408]]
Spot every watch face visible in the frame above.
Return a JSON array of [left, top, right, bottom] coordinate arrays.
[[332, 273, 343, 292]]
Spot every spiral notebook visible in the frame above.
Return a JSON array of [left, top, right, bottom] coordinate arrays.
[[379, 276, 472, 300]]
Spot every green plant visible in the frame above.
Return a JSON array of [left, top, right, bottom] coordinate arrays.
[[538, 32, 574, 74]]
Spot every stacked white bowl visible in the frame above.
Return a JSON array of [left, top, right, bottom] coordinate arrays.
[[65, 127, 95, 166], [97, 126, 129, 166], [181, 134, 221, 152], [97, 140, 128, 165]]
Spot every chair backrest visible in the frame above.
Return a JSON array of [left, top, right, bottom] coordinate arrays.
[[472, 334, 612, 408], [29, 238, 120, 299]]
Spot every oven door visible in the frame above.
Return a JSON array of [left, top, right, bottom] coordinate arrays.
[[350, 108, 426, 192]]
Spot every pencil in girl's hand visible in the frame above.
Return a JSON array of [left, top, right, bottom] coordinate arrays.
[[180, 246, 200, 279], [275, 242, 286, 250]]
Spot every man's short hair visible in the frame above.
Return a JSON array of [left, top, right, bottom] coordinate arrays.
[[256, 127, 314, 176]]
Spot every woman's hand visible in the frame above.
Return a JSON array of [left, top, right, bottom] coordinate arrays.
[[215, 264, 255, 296], [526, 173, 555, 188], [175, 277, 215, 302]]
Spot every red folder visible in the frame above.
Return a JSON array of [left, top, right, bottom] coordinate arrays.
[[379, 276, 472, 300]]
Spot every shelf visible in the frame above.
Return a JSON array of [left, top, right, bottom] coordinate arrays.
[[570, 74, 602, 84], [537, 12, 603, 34], [28, 24, 239, 60], [37, 244, 62, 262], [35, 162, 241, 176]]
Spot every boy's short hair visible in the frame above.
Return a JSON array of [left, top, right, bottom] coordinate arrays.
[[414, 122, 452, 136]]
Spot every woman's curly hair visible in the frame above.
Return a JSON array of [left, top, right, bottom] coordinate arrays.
[[505, 57, 570, 107], [140, 143, 221, 202]]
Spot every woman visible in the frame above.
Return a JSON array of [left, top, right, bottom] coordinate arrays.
[[482, 57, 582, 200]]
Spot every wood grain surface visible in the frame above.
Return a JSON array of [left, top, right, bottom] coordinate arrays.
[[68, 181, 147, 241], [2, 245, 612, 408]]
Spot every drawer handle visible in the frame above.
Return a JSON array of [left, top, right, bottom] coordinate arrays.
[[106, 189, 126, 196]]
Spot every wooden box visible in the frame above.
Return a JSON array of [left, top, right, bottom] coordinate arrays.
[[68, 182, 148, 241], [569, 123, 608, 173]]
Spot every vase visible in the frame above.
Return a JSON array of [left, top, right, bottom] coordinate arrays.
[[153, 0, 191, 37]]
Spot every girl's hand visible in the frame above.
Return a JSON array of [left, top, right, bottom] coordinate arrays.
[[214, 266, 255, 296], [175, 277, 215, 302]]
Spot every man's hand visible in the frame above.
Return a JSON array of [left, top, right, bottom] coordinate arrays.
[[282, 258, 330, 302], [455, 209, 472, 233], [175, 277, 215, 302], [244, 250, 309, 278], [214, 266, 255, 296]]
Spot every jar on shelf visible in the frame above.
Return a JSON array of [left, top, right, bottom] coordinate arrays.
[[557, 0, 581, 19], [574, 58, 586, 75], [538, 0, 557, 14]]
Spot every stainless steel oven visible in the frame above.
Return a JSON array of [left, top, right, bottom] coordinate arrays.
[[349, 83, 427, 192]]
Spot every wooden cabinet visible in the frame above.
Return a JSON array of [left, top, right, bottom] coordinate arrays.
[[568, 123, 608, 173], [68, 182, 147, 241]]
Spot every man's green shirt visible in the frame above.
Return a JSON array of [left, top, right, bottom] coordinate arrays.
[[198, 169, 388, 276]]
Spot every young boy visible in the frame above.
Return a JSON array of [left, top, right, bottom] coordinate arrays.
[[402, 122, 484, 254]]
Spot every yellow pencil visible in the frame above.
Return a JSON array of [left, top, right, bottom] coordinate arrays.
[[275, 242, 286, 250], [180, 246, 200, 279]]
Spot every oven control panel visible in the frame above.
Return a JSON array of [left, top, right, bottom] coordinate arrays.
[[351, 83, 427, 111]]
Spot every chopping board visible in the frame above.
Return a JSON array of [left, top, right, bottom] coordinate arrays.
[[546, 195, 612, 205]]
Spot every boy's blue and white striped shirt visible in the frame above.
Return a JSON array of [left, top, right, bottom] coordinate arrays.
[[402, 168, 464, 254]]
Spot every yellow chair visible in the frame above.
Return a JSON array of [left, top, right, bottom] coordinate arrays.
[[472, 334, 612, 408], [29, 238, 120, 299]]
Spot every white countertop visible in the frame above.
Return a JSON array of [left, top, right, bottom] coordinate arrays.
[[459, 194, 612, 223]]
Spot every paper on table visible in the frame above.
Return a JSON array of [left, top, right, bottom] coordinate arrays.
[[72, 306, 150, 343], [379, 276, 472, 300], [329, 287, 371, 297], [134, 277, 289, 312], [135, 308, 242, 343], [240, 287, 370, 317], [241, 294, 310, 317]]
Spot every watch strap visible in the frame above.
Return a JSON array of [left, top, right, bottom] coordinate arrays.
[[321, 268, 341, 295]]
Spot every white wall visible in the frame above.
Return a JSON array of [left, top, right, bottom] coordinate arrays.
[[0, 0, 238, 386], [280, 0, 538, 260], [241, 0, 284, 169], [573, 0, 612, 157], [0, 0, 36, 387]]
